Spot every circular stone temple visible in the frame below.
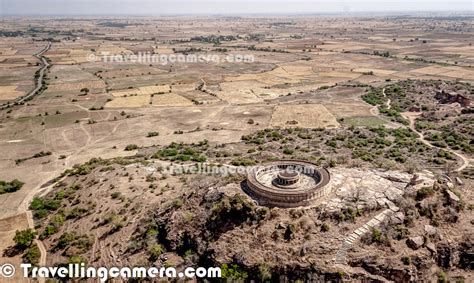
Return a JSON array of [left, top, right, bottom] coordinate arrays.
[[245, 160, 331, 208], [274, 169, 300, 189]]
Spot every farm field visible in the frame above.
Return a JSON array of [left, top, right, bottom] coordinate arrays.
[[0, 14, 472, 282]]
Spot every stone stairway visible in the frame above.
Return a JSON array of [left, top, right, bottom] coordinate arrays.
[[335, 202, 400, 265]]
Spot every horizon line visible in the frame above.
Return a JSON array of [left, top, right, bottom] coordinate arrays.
[[1, 11, 474, 17]]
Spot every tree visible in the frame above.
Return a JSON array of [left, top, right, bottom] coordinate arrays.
[[13, 229, 36, 249], [23, 244, 41, 265], [0, 179, 24, 194]]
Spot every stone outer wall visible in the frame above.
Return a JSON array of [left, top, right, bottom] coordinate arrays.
[[245, 160, 331, 208]]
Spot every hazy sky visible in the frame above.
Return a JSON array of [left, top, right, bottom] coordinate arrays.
[[1, 0, 473, 15]]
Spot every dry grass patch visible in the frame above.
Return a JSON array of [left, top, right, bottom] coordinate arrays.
[[151, 93, 193, 107], [319, 71, 360, 79], [224, 65, 313, 85], [48, 81, 105, 92], [153, 47, 174, 54], [0, 86, 24, 100], [171, 83, 198, 92], [0, 48, 17, 56], [352, 68, 397, 76], [217, 81, 264, 104], [105, 95, 151, 108], [111, 85, 171, 97], [411, 66, 451, 75], [270, 104, 340, 129]]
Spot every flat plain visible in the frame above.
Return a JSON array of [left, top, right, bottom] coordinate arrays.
[[0, 15, 472, 281]]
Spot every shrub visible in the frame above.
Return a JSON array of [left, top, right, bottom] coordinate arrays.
[[111, 192, 122, 199], [33, 151, 52, 158], [148, 244, 164, 261], [258, 264, 272, 281], [362, 88, 386, 106], [66, 207, 87, 219], [210, 194, 256, 227], [372, 228, 382, 243], [321, 223, 330, 232], [153, 142, 207, 162], [29, 197, 61, 212], [230, 158, 256, 166], [124, 144, 139, 151], [147, 132, 159, 138], [23, 244, 41, 265], [416, 187, 434, 201], [0, 179, 24, 194], [56, 232, 77, 249], [50, 215, 65, 227], [68, 255, 86, 264], [13, 229, 36, 249], [40, 225, 58, 239], [221, 263, 248, 280], [172, 199, 183, 208], [438, 270, 447, 283]]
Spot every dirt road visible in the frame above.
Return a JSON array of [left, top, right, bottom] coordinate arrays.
[[402, 112, 470, 172], [0, 42, 51, 109]]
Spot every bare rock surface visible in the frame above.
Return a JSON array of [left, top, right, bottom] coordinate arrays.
[[407, 236, 425, 250], [323, 168, 435, 212]]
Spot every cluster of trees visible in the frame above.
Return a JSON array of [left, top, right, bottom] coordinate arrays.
[[13, 229, 40, 265], [0, 179, 24, 194], [248, 45, 289, 53], [0, 30, 24, 37], [373, 50, 390, 57], [15, 151, 52, 165], [153, 141, 208, 162], [362, 88, 387, 106], [190, 35, 238, 44], [426, 126, 473, 154], [98, 21, 130, 28], [30, 195, 62, 219], [241, 125, 456, 170]]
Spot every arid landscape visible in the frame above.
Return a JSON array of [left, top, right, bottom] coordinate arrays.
[[0, 13, 473, 282]]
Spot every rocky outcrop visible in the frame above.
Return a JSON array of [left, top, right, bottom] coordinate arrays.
[[445, 190, 460, 204], [459, 241, 474, 270], [424, 225, 438, 237], [426, 242, 437, 255], [352, 257, 415, 282], [435, 90, 471, 108], [437, 237, 474, 270], [324, 168, 434, 214], [390, 211, 405, 225], [407, 236, 425, 250], [437, 243, 458, 268]]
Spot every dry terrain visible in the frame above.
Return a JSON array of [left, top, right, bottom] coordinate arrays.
[[0, 15, 472, 282]]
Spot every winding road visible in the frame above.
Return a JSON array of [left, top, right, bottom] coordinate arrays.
[[369, 88, 400, 128], [336, 87, 471, 268], [369, 87, 469, 172], [0, 41, 51, 109], [401, 112, 470, 172], [4, 42, 53, 275]]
